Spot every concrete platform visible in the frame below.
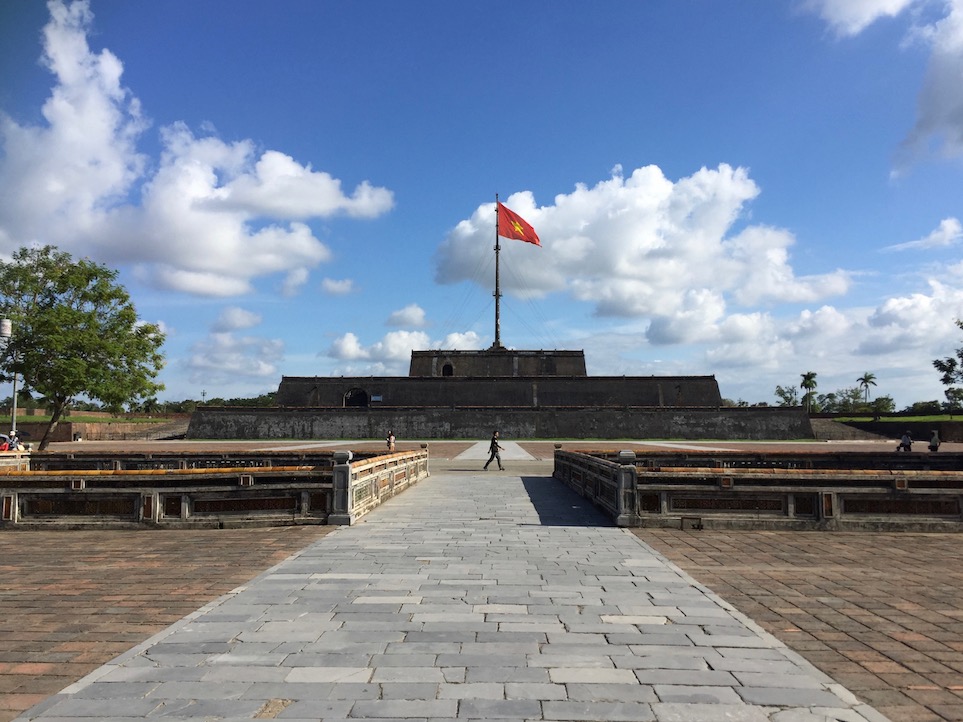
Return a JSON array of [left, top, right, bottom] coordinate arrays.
[[11, 454, 891, 722]]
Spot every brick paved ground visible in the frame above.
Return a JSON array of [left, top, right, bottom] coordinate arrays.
[[636, 529, 963, 722], [0, 526, 332, 722], [2, 439, 962, 722]]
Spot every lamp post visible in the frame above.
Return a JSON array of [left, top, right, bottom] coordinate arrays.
[[0, 319, 15, 435]]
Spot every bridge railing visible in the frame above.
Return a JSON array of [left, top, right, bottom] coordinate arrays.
[[328, 448, 430, 525], [554, 449, 963, 531], [0, 448, 429, 529]]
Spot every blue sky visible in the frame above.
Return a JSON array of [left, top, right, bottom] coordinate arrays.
[[2, 0, 963, 408]]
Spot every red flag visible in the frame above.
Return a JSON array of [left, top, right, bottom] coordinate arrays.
[[497, 202, 541, 246]]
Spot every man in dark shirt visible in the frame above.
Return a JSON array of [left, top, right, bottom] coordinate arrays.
[[483, 430, 504, 471]]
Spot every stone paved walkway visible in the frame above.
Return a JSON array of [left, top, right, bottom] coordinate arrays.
[[637, 530, 963, 722], [14, 464, 889, 721]]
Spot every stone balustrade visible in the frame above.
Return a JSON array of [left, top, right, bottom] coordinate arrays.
[[328, 447, 430, 525], [554, 449, 963, 531], [0, 448, 429, 529]]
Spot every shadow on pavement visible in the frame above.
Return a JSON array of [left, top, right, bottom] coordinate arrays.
[[520, 475, 615, 527]]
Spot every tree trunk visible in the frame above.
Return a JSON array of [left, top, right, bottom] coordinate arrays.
[[38, 400, 68, 451]]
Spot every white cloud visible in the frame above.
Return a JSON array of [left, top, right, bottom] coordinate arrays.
[[0, 0, 146, 245], [883, 217, 963, 251], [325, 329, 483, 374], [726, 226, 850, 304], [902, 3, 963, 161], [329, 330, 430, 366], [645, 290, 727, 345], [368, 331, 432, 362], [807, 0, 963, 168], [705, 318, 790, 370], [0, 0, 393, 299], [211, 306, 261, 332], [321, 277, 355, 295], [440, 331, 483, 349], [436, 164, 849, 325], [700, 280, 963, 403], [184, 331, 284, 384], [280, 267, 309, 297], [785, 305, 854, 340], [210, 150, 393, 219], [329, 332, 369, 361], [856, 280, 963, 353], [803, 0, 916, 36], [387, 304, 427, 328]]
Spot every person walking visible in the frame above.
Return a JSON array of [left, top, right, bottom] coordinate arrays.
[[897, 430, 912, 452], [483, 430, 504, 471], [386, 431, 396, 452]]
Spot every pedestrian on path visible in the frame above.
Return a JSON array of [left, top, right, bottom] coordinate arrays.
[[897, 430, 912, 452], [386, 430, 396, 452], [483, 429, 504, 470]]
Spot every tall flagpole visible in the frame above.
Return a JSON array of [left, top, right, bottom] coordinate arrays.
[[493, 193, 502, 349]]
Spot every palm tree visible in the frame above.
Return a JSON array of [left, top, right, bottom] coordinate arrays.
[[800, 371, 818, 413], [857, 372, 877, 403]]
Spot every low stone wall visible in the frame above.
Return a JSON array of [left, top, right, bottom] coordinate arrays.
[[13, 420, 180, 444], [839, 419, 963, 444], [188, 405, 814, 441], [0, 448, 429, 529], [328, 448, 430, 525], [554, 449, 963, 531]]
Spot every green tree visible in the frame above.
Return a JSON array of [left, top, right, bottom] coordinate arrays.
[[774, 384, 799, 407], [812, 386, 876, 414], [815, 391, 837, 413], [871, 395, 895, 416], [857, 372, 877, 402], [0, 246, 165, 449], [944, 387, 963, 415], [799, 371, 818, 413], [901, 400, 943, 415], [935, 320, 963, 405]]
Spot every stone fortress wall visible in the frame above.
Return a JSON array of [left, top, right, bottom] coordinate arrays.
[[191, 349, 813, 441], [187, 405, 813, 441]]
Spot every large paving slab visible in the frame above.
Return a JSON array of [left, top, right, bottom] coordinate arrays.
[[15, 462, 889, 721]]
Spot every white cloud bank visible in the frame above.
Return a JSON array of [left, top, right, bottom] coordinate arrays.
[[884, 217, 963, 251], [387, 304, 427, 328], [804, 0, 917, 36], [436, 165, 850, 346], [806, 0, 963, 167], [321, 278, 355, 295], [327, 329, 483, 374], [0, 0, 393, 297], [902, 1, 963, 163]]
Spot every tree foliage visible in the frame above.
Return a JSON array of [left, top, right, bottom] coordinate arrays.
[[774, 384, 800, 407], [935, 319, 963, 390], [799, 371, 818, 413], [815, 386, 864, 413], [870, 395, 896, 415], [901, 400, 943, 415], [0, 246, 165, 449]]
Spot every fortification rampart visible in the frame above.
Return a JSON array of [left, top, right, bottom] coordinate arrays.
[[187, 405, 813, 441], [408, 349, 588, 377], [274, 375, 723, 408]]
